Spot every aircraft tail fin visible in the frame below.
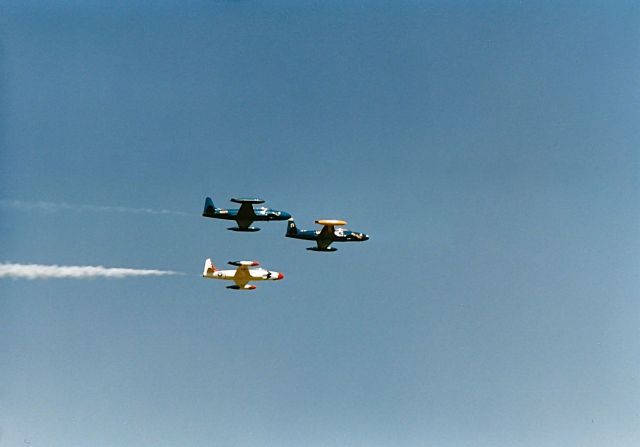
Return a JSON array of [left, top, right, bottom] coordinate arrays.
[[203, 197, 216, 217], [203, 258, 217, 276], [286, 218, 298, 236]]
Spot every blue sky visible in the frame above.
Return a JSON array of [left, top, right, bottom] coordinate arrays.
[[1, 1, 639, 446]]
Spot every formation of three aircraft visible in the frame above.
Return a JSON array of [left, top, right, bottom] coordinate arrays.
[[201, 196, 369, 290]]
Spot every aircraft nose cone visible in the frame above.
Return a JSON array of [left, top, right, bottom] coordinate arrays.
[[281, 211, 292, 219], [277, 272, 284, 280], [363, 234, 370, 241]]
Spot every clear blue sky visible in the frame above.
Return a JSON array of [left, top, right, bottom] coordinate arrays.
[[1, 1, 639, 446]]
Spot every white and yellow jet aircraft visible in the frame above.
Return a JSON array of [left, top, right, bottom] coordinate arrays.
[[202, 258, 284, 290]]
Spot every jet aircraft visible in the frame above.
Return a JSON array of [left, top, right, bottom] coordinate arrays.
[[202, 258, 284, 290], [285, 218, 369, 251], [202, 197, 291, 231]]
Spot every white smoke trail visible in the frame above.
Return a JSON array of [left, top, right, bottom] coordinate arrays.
[[0, 263, 183, 280], [0, 199, 193, 217]]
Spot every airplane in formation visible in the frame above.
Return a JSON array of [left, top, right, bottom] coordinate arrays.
[[285, 218, 369, 251], [202, 197, 291, 231], [202, 258, 284, 290]]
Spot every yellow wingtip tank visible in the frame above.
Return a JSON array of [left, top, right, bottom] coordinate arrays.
[[315, 219, 347, 226]]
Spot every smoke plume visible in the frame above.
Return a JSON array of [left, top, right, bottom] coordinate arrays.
[[0, 199, 193, 217], [0, 263, 182, 280]]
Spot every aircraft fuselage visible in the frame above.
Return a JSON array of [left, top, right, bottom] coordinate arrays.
[[208, 207, 291, 221], [286, 228, 368, 243]]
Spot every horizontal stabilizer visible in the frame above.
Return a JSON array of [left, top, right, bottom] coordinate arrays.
[[230, 197, 265, 204], [228, 260, 260, 267]]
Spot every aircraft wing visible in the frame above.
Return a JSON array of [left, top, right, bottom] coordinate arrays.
[[316, 220, 345, 239], [234, 202, 257, 230], [316, 238, 333, 250], [232, 264, 251, 287], [318, 224, 335, 239], [236, 201, 257, 220]]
